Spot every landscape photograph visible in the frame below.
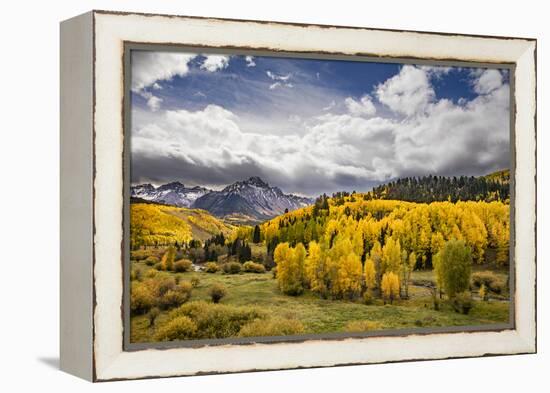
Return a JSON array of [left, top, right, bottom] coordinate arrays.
[[128, 50, 511, 344]]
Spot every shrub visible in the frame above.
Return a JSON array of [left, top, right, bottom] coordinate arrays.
[[154, 262, 163, 271], [158, 281, 192, 309], [130, 268, 142, 281], [204, 262, 220, 273], [174, 259, 193, 273], [434, 239, 472, 299], [130, 282, 154, 314], [490, 280, 504, 294], [209, 283, 227, 303], [191, 277, 200, 288], [471, 271, 505, 293], [147, 307, 160, 327], [362, 290, 374, 305], [154, 316, 197, 341], [168, 301, 265, 339], [130, 250, 153, 261], [156, 277, 177, 296], [243, 261, 266, 273], [238, 318, 304, 337], [145, 269, 158, 278], [222, 262, 241, 274], [344, 320, 383, 332], [471, 271, 498, 288], [452, 291, 473, 314], [144, 255, 159, 266]]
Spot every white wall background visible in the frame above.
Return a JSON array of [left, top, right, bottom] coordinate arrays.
[[0, 0, 545, 391]]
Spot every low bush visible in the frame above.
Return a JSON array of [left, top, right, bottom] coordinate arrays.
[[145, 269, 158, 278], [222, 262, 241, 274], [130, 268, 142, 281], [158, 281, 193, 309], [209, 283, 227, 304], [204, 262, 219, 273], [344, 320, 383, 332], [174, 259, 193, 273], [130, 282, 154, 314], [452, 291, 473, 315], [144, 256, 159, 266], [472, 271, 498, 288], [147, 307, 160, 327], [243, 261, 266, 273], [362, 290, 374, 305], [472, 271, 506, 294], [156, 277, 176, 296], [130, 250, 153, 261], [489, 280, 504, 294], [154, 316, 198, 341], [238, 318, 304, 337], [167, 301, 265, 339], [154, 262, 164, 271], [191, 277, 200, 288]]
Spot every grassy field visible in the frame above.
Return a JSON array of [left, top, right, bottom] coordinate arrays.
[[130, 261, 510, 343]]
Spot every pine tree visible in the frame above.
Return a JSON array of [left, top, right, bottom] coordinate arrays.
[[253, 225, 261, 243]]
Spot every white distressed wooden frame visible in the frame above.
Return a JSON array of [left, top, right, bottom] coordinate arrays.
[[60, 10, 536, 382]]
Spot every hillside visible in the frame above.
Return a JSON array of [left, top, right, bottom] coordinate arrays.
[[484, 169, 510, 183], [130, 203, 234, 249], [368, 170, 510, 203], [261, 193, 510, 272]]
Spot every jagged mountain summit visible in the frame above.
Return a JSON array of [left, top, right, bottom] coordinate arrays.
[[130, 181, 211, 207], [193, 177, 313, 221]]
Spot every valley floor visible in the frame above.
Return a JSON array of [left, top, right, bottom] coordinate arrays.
[[130, 263, 509, 343]]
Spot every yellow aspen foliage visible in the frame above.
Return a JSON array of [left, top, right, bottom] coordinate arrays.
[[273, 242, 305, 295], [381, 272, 400, 304], [363, 258, 377, 290], [161, 246, 176, 271], [382, 237, 401, 275], [331, 252, 363, 299], [305, 241, 328, 295]]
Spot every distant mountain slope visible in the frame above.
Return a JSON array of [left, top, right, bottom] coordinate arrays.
[[193, 177, 313, 223], [131, 181, 210, 207], [130, 203, 234, 248], [368, 170, 510, 203]]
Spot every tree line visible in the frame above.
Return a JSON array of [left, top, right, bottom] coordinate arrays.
[[367, 172, 509, 203]]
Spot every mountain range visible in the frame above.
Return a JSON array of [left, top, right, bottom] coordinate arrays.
[[131, 177, 313, 223]]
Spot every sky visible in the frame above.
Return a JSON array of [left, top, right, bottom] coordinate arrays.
[[130, 50, 510, 197]]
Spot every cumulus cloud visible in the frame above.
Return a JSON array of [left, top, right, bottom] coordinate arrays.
[[344, 95, 376, 117], [473, 69, 503, 94], [132, 64, 510, 196], [245, 56, 256, 67], [200, 55, 230, 72], [375, 65, 435, 116], [131, 52, 197, 91]]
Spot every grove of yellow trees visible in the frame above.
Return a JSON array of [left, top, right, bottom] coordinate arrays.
[[268, 195, 509, 301]]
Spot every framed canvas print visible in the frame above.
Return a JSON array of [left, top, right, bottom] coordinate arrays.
[[60, 10, 537, 381]]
